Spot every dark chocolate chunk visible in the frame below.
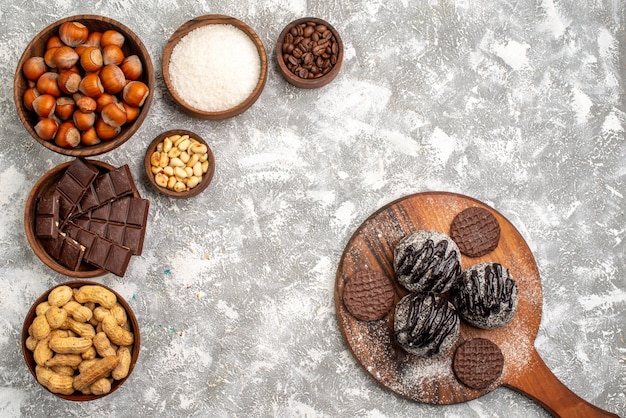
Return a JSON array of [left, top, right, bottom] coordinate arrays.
[[35, 195, 60, 239], [66, 223, 132, 277], [450, 207, 500, 258], [454, 262, 518, 329], [394, 293, 460, 357], [42, 232, 85, 271], [453, 338, 504, 389], [393, 230, 462, 294], [56, 158, 99, 224], [70, 196, 149, 255], [343, 270, 395, 321], [74, 165, 137, 217]]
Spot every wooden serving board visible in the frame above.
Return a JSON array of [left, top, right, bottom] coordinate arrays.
[[335, 192, 618, 417]]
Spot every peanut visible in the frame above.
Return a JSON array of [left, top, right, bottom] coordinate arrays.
[[48, 285, 73, 307], [31, 315, 51, 340], [62, 300, 93, 323], [45, 353, 83, 368], [62, 317, 96, 338], [36, 365, 75, 395], [73, 355, 119, 392], [25, 335, 39, 352], [33, 335, 53, 366], [74, 285, 116, 309], [45, 306, 68, 329], [89, 377, 112, 395], [35, 301, 51, 316], [49, 336, 92, 354], [82, 346, 97, 360], [93, 332, 117, 357], [110, 303, 128, 327], [112, 346, 131, 380], [50, 365, 75, 376], [102, 315, 133, 346], [150, 134, 209, 192]]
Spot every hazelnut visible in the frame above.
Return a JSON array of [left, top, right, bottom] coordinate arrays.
[[100, 102, 127, 127], [23, 87, 40, 111], [120, 55, 143, 81], [102, 44, 125, 66], [95, 117, 121, 140], [36, 72, 62, 97], [58, 21, 89, 47], [34, 118, 59, 141], [99, 64, 126, 94], [32, 94, 56, 118], [52, 46, 79, 69], [54, 96, 76, 120], [57, 70, 81, 95], [80, 126, 101, 146], [73, 110, 96, 131], [100, 30, 125, 48], [122, 81, 149, 107], [79, 73, 104, 98], [79, 46, 103, 73], [55, 121, 81, 148], [22, 57, 47, 81]]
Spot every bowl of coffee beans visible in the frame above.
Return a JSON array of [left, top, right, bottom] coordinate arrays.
[[276, 17, 343, 89]]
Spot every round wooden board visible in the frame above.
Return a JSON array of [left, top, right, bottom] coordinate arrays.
[[335, 192, 542, 405]]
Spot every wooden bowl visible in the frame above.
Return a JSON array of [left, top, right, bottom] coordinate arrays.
[[144, 130, 215, 198], [162, 15, 268, 120], [22, 280, 140, 401], [24, 159, 140, 277], [276, 18, 343, 89], [14, 15, 155, 157]]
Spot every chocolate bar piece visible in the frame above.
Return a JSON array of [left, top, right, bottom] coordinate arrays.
[[74, 165, 137, 217], [42, 231, 85, 271], [65, 224, 132, 277], [70, 196, 149, 255], [56, 158, 99, 224], [35, 195, 60, 239]]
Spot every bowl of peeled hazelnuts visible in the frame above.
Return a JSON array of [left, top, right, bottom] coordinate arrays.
[[14, 15, 154, 157]]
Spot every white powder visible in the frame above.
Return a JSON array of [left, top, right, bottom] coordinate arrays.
[[169, 24, 261, 112]]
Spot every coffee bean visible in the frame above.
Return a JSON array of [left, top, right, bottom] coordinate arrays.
[[281, 21, 340, 80]]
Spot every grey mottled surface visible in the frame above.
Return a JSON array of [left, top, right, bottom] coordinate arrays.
[[0, 0, 624, 417]]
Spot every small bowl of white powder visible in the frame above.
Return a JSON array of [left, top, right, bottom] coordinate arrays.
[[162, 15, 268, 120]]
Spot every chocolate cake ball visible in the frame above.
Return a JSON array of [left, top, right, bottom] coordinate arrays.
[[454, 262, 518, 329], [394, 293, 460, 357], [393, 230, 462, 294]]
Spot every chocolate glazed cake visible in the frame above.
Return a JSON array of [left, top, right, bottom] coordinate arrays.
[[393, 231, 462, 294], [454, 262, 519, 329], [394, 293, 460, 357]]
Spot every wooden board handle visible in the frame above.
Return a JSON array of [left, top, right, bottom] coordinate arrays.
[[505, 348, 620, 417]]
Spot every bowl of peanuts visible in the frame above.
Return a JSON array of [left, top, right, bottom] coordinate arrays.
[[14, 15, 154, 156], [144, 129, 215, 198], [22, 281, 140, 401], [276, 17, 343, 89]]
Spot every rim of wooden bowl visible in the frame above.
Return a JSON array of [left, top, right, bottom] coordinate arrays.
[[21, 280, 140, 401], [275, 17, 344, 89], [24, 159, 140, 277], [162, 14, 268, 120], [144, 130, 215, 198], [14, 14, 155, 157]]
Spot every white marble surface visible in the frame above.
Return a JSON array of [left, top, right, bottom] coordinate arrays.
[[0, 0, 625, 417]]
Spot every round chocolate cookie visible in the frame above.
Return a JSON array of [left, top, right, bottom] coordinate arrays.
[[453, 338, 504, 389], [343, 270, 395, 321], [449, 206, 500, 258], [393, 230, 462, 294], [454, 262, 518, 329], [394, 292, 460, 357]]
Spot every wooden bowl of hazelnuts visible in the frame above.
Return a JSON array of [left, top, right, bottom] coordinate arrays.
[[14, 15, 155, 157]]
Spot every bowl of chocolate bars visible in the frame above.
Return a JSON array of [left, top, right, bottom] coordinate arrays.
[[24, 158, 149, 277]]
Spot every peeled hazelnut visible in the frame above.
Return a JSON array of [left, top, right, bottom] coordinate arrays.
[[22, 57, 47, 81], [95, 117, 121, 140], [32, 94, 56, 118], [23, 87, 40, 111], [52, 46, 79, 69], [79, 73, 104, 98], [79, 46, 103, 72], [99, 64, 126, 94], [102, 44, 124, 66], [55, 121, 81, 148], [75, 95, 97, 113], [80, 126, 101, 146], [58, 21, 89, 47], [55, 96, 76, 120], [100, 102, 127, 127], [100, 30, 125, 48], [73, 110, 96, 131], [34, 118, 59, 141], [57, 70, 81, 95], [122, 81, 149, 107], [36, 72, 62, 97], [119, 55, 143, 81]]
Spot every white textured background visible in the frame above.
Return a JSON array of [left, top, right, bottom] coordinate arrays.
[[0, 0, 624, 417]]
